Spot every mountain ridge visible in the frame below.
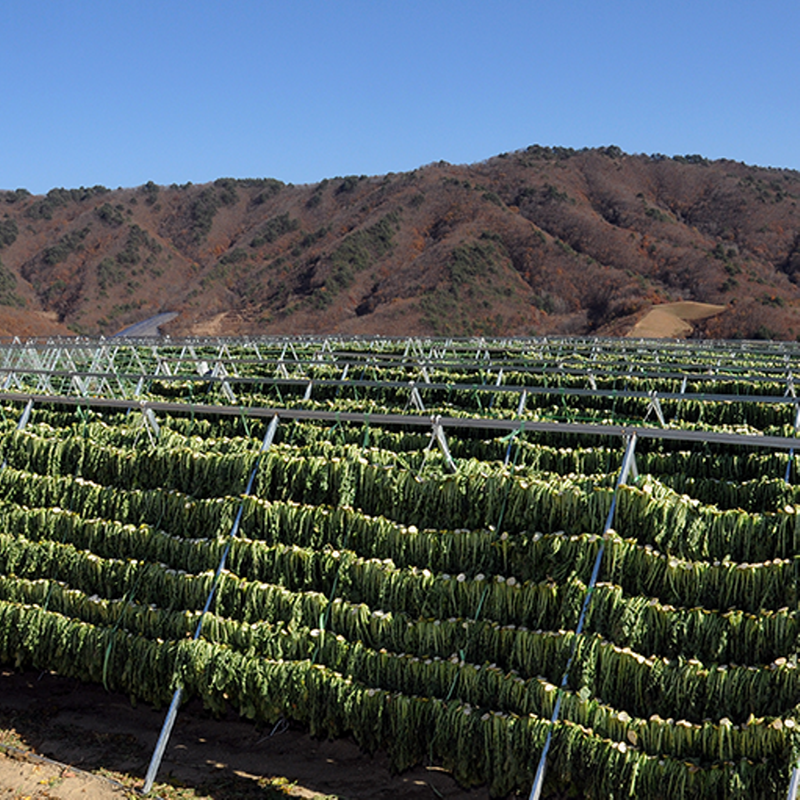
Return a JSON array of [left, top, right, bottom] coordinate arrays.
[[0, 145, 798, 339]]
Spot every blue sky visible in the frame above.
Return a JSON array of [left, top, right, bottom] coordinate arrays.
[[1, 1, 798, 195]]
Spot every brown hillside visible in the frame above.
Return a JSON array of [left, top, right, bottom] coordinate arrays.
[[0, 146, 799, 339]]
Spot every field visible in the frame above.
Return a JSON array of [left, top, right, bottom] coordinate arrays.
[[1, 335, 800, 799]]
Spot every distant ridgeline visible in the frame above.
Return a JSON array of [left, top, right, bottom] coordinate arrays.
[[0, 146, 798, 340]]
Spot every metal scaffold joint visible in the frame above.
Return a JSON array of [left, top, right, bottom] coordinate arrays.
[[431, 415, 457, 473]]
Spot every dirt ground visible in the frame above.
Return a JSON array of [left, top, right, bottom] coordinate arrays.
[[627, 301, 727, 338], [0, 668, 500, 800]]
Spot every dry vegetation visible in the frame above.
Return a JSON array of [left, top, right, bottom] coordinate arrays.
[[0, 147, 799, 339]]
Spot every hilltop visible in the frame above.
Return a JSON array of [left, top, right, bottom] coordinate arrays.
[[0, 145, 799, 339]]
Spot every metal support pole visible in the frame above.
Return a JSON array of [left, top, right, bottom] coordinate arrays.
[[213, 362, 236, 403], [409, 381, 425, 412], [141, 686, 184, 796], [16, 398, 34, 431], [786, 404, 800, 484], [1, 398, 34, 470], [220, 379, 237, 404], [141, 404, 161, 444], [788, 766, 800, 800], [141, 414, 279, 795], [432, 416, 457, 473], [504, 421, 525, 468], [788, 408, 800, 797], [528, 433, 638, 800], [645, 391, 666, 427]]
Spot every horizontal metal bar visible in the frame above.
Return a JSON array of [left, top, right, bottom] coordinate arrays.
[[0, 365, 797, 409], [1, 390, 797, 451], [1, 345, 798, 383], [0, 335, 798, 363]]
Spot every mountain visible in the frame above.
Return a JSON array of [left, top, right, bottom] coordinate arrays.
[[0, 146, 799, 340]]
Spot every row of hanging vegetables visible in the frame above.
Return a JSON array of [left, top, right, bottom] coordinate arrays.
[[3, 426, 800, 547], [2, 432, 800, 569], [142, 362, 798, 430], [13, 409, 800, 502], [1, 563, 798, 726], [0, 500, 795, 628], [0, 406, 799, 796], [0, 599, 793, 798]]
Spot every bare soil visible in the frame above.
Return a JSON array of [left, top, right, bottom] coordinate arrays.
[[627, 301, 727, 338], [0, 668, 497, 800]]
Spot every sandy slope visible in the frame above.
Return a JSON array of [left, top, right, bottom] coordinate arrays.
[[627, 302, 727, 338], [0, 748, 128, 799]]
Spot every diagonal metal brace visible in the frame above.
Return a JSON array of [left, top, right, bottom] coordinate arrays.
[[528, 432, 638, 800], [141, 415, 279, 795], [644, 390, 666, 427], [431, 415, 457, 473]]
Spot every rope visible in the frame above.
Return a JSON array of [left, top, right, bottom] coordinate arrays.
[[102, 570, 145, 691], [311, 530, 351, 665], [361, 413, 370, 449], [328, 410, 343, 444], [239, 407, 251, 439], [75, 402, 88, 440], [442, 424, 524, 704], [496, 423, 525, 533], [443, 584, 489, 703]]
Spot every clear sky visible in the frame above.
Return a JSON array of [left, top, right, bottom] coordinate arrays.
[[1, 1, 798, 195]]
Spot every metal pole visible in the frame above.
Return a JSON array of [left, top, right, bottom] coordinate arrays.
[[141, 414, 279, 795], [432, 416, 457, 473], [788, 765, 800, 800], [528, 433, 637, 800], [16, 398, 34, 431], [141, 687, 183, 794], [785, 403, 800, 483], [1, 398, 34, 470], [6, 389, 800, 451], [788, 397, 800, 798]]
